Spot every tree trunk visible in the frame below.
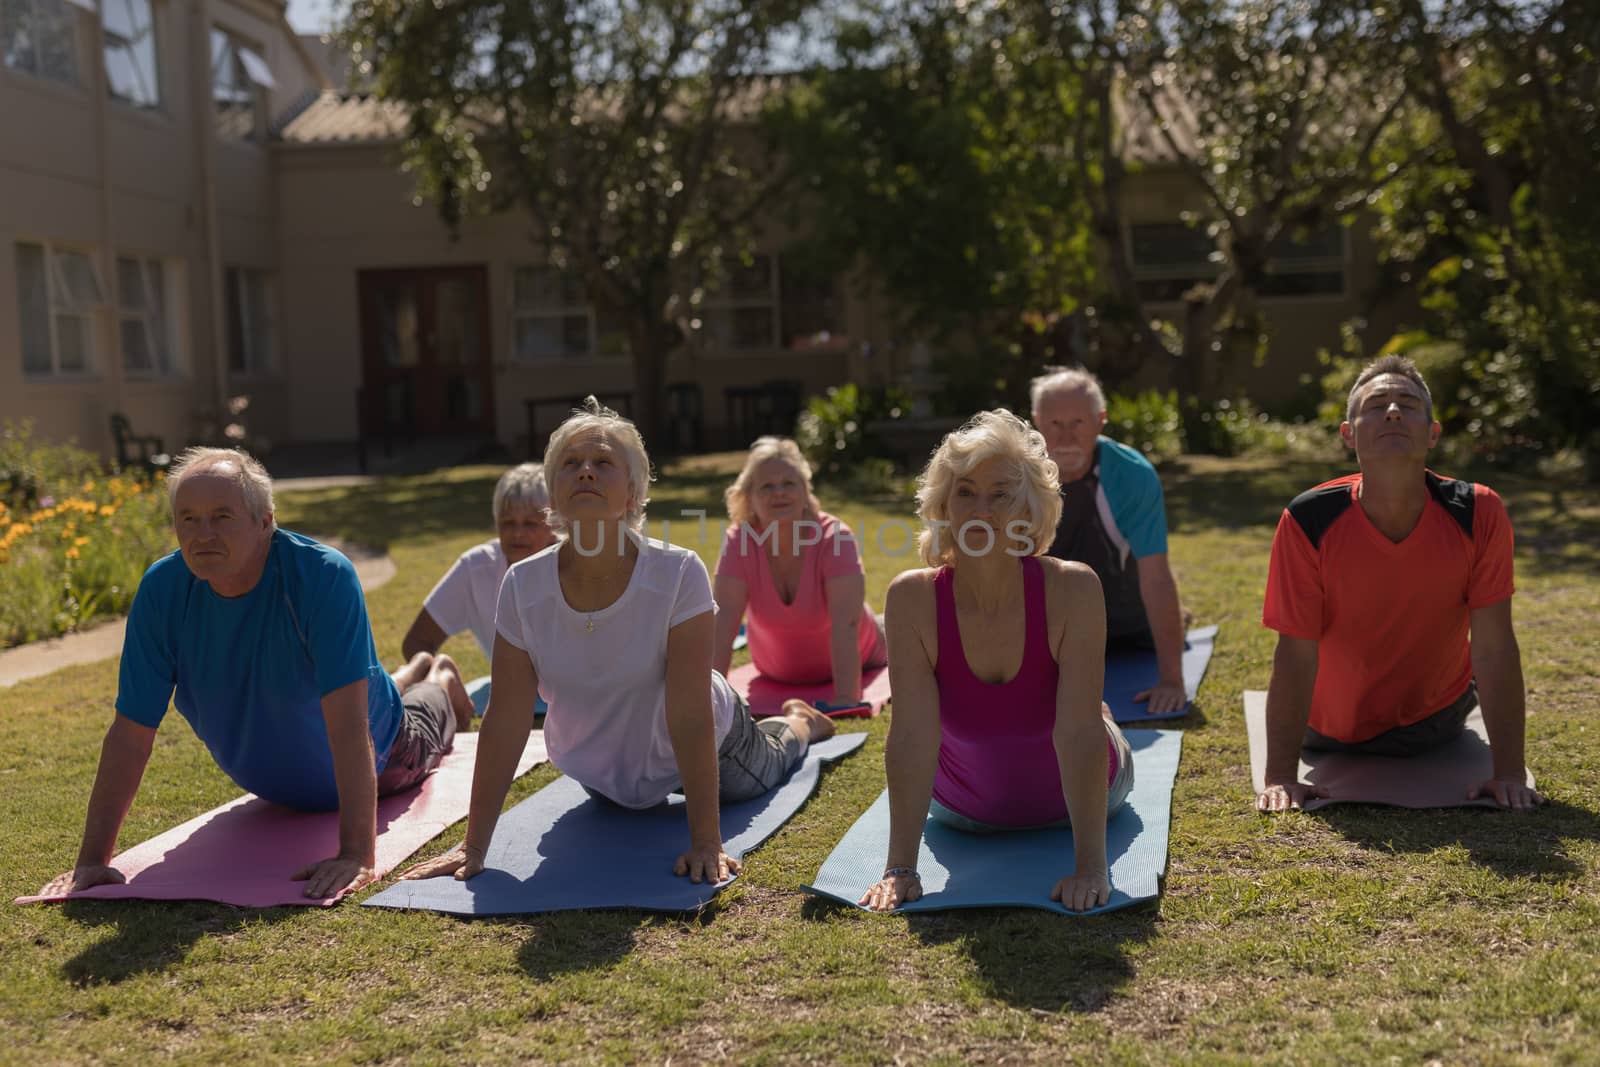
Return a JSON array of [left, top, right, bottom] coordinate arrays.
[[625, 317, 669, 452]]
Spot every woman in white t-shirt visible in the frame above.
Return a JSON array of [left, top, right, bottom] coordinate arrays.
[[401, 398, 837, 885], [401, 463, 558, 660]]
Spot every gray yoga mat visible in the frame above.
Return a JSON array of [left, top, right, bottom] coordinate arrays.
[[805, 729, 1182, 915], [465, 675, 546, 718], [363, 732, 867, 915], [1243, 689, 1534, 810]]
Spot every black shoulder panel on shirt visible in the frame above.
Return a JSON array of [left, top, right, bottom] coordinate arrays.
[[1285, 483, 1355, 549], [1425, 471, 1475, 538]]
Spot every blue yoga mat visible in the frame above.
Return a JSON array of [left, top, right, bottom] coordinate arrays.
[[805, 729, 1181, 915], [364, 732, 868, 916], [465, 675, 546, 718], [1104, 625, 1217, 723]]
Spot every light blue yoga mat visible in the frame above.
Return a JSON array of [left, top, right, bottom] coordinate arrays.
[[466, 675, 546, 718], [805, 729, 1181, 915], [363, 732, 868, 916], [1104, 625, 1217, 723]]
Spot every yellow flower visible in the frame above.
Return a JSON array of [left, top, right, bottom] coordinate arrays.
[[100, 505, 117, 517], [65, 547, 80, 560], [74, 536, 90, 547], [82, 480, 96, 492]]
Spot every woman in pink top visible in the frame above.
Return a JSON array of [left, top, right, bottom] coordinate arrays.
[[713, 437, 888, 709], [859, 410, 1134, 914]]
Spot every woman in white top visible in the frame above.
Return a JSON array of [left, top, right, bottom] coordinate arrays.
[[401, 463, 558, 660], [401, 399, 836, 885]]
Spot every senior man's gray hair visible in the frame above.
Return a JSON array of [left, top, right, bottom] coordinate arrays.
[[1029, 366, 1107, 416], [166, 447, 276, 526]]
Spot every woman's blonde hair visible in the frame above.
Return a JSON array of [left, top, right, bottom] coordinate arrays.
[[914, 409, 1061, 568], [724, 436, 822, 528], [492, 462, 550, 523], [543, 397, 653, 533]]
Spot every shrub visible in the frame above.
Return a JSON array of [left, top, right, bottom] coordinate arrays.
[[0, 422, 174, 648], [1104, 390, 1184, 463], [796, 384, 913, 482]]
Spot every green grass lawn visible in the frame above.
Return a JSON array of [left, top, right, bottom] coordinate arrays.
[[4, 453, 1598, 1065]]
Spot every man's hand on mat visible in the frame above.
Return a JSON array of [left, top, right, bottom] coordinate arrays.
[[859, 871, 922, 911], [1256, 779, 1331, 812], [1467, 777, 1548, 810], [1135, 680, 1188, 716], [1051, 869, 1111, 912], [400, 845, 485, 881], [674, 844, 741, 884], [39, 863, 125, 896], [292, 854, 376, 898]]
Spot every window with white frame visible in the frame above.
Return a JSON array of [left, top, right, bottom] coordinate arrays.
[[225, 267, 275, 374], [511, 266, 592, 362], [701, 254, 777, 351], [210, 28, 272, 140], [116, 255, 182, 376], [102, 0, 159, 109], [1259, 225, 1346, 297], [1128, 222, 1221, 304], [1128, 220, 1346, 302], [1, 0, 84, 85], [14, 240, 103, 377]]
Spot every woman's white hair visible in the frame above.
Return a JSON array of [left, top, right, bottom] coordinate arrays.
[[543, 396, 653, 533], [724, 436, 822, 528], [492, 462, 550, 523], [166, 447, 276, 527], [914, 409, 1061, 568]]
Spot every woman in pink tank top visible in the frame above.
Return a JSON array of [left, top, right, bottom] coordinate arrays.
[[713, 437, 888, 709], [860, 411, 1135, 914]]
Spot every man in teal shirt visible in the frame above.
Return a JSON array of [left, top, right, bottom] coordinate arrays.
[[1031, 368, 1189, 715], [39, 448, 471, 899]]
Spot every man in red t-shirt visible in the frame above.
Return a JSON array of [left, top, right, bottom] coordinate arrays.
[[1256, 355, 1545, 813]]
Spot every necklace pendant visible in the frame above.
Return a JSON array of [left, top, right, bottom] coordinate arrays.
[[586, 616, 594, 633]]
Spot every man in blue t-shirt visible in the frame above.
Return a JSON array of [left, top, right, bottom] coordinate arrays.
[[1031, 368, 1190, 716], [39, 448, 473, 900]]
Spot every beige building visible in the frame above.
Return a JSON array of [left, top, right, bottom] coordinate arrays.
[[1, 5, 1395, 463]]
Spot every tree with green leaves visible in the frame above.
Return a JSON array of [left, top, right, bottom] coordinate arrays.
[[1049, 0, 1416, 441], [766, 2, 1099, 413], [342, 0, 816, 443], [1361, 0, 1600, 473]]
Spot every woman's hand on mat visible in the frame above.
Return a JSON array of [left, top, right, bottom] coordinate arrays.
[[40, 863, 125, 896], [859, 871, 922, 911], [1051, 869, 1111, 912], [1467, 777, 1548, 810], [674, 843, 741, 884], [1256, 779, 1330, 812], [1134, 680, 1187, 716], [292, 855, 377, 898], [400, 845, 485, 882]]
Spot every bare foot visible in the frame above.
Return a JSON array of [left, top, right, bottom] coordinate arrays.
[[427, 654, 476, 733], [391, 651, 435, 692], [781, 699, 837, 744]]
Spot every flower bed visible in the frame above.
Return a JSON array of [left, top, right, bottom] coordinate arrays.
[[1, 425, 174, 648]]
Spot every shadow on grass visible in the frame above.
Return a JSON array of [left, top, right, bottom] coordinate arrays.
[[276, 474, 504, 551], [1316, 799, 1600, 881], [511, 902, 730, 980], [58, 901, 298, 987], [795, 896, 1159, 1013], [905, 905, 1159, 1011]]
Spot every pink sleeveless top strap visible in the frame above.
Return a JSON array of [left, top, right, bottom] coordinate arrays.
[[929, 556, 1117, 827]]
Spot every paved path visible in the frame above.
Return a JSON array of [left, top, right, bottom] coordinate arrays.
[[0, 537, 395, 689]]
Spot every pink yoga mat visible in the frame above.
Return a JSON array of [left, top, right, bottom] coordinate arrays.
[[16, 732, 546, 908], [724, 663, 891, 719]]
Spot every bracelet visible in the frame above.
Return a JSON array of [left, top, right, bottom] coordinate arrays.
[[883, 865, 921, 881]]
